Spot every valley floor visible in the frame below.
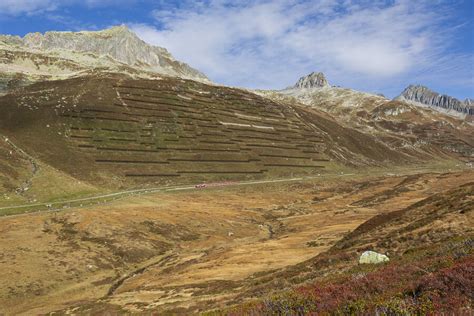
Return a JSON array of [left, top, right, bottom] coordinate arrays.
[[0, 167, 472, 314]]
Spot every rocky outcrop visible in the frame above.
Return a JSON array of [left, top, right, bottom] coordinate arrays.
[[396, 85, 473, 117], [293, 72, 329, 89], [0, 25, 208, 82]]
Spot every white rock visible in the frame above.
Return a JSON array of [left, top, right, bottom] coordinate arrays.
[[359, 250, 389, 264]]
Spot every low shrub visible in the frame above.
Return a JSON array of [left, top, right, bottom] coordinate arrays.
[[223, 238, 474, 315]]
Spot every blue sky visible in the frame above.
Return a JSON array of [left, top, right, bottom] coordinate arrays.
[[0, 0, 473, 99]]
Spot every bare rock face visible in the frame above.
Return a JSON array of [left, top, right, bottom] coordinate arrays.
[[1, 25, 208, 82], [397, 85, 473, 117], [294, 72, 329, 89]]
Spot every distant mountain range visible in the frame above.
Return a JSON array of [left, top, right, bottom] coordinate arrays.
[[287, 72, 473, 120]]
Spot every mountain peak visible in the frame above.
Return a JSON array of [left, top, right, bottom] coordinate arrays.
[[106, 24, 131, 33], [294, 72, 329, 89]]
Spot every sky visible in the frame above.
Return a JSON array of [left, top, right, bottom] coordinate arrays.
[[0, 0, 473, 99]]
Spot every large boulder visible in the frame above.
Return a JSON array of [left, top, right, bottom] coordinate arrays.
[[359, 250, 389, 264]]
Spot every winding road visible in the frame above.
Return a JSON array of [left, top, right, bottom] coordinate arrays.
[[0, 176, 327, 218]]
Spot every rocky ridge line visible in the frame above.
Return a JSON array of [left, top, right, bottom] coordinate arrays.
[[0, 25, 208, 82], [396, 85, 473, 117]]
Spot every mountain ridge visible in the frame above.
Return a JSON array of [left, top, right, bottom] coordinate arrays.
[[396, 84, 473, 118], [0, 25, 208, 94]]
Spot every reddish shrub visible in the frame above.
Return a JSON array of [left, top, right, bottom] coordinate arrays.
[[417, 257, 474, 312]]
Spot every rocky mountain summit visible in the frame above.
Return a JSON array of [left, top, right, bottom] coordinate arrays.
[[0, 25, 208, 93], [275, 71, 385, 112], [293, 71, 329, 89], [396, 85, 473, 117], [279, 71, 472, 121]]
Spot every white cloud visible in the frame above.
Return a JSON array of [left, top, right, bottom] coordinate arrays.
[[131, 0, 470, 95], [0, 0, 57, 16]]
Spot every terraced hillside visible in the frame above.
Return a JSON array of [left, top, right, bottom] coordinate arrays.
[[0, 74, 410, 191]]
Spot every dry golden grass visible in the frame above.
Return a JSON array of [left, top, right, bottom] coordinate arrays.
[[0, 169, 472, 314]]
